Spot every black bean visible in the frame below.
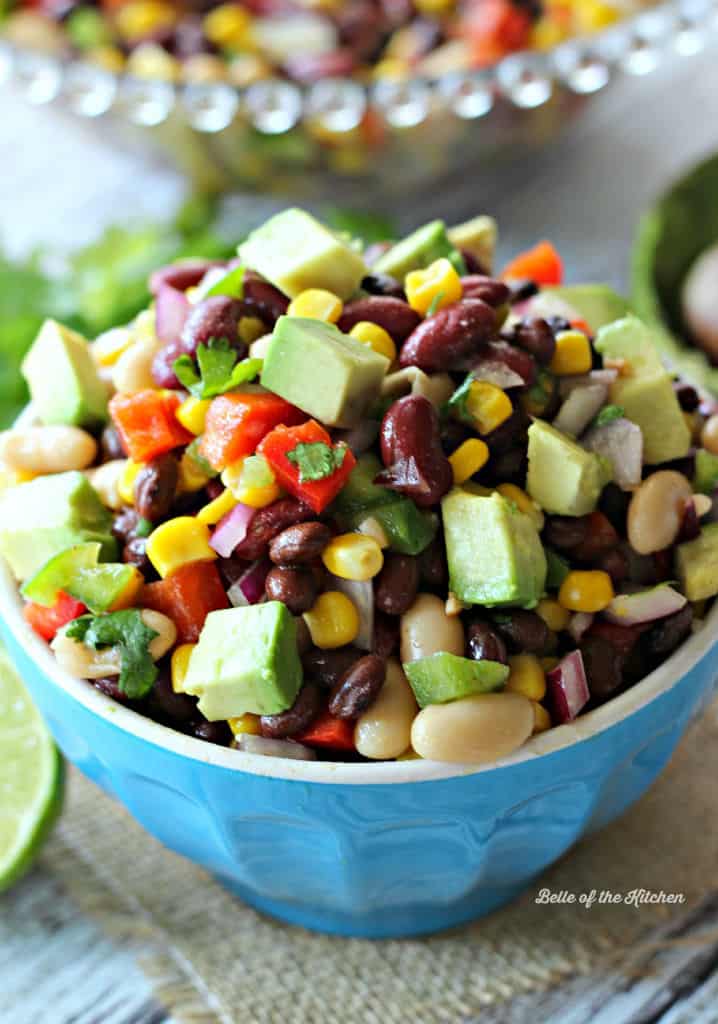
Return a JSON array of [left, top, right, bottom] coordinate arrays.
[[146, 667, 197, 724], [329, 655, 386, 719], [361, 273, 404, 298], [93, 677, 130, 703], [643, 604, 693, 659], [545, 315, 571, 334], [599, 483, 630, 534], [295, 616, 312, 656], [101, 424, 127, 461], [134, 453, 179, 522], [596, 548, 629, 587], [674, 382, 700, 412], [260, 683, 322, 738], [112, 508, 141, 544], [512, 317, 556, 365], [507, 279, 539, 304], [543, 515, 590, 551], [192, 720, 232, 745], [466, 619, 508, 664], [418, 535, 448, 588], [373, 612, 399, 658], [580, 636, 623, 701], [484, 408, 528, 455], [493, 610, 549, 654], [375, 553, 419, 616], [265, 566, 319, 615], [268, 522, 332, 566]]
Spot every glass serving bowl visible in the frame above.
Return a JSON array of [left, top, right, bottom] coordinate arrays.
[[2, 0, 716, 196]]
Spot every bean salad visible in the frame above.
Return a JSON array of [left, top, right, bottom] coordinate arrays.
[[2, 207, 717, 765]]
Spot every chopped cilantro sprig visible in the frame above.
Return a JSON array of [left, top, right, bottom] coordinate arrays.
[[287, 441, 347, 483], [173, 338, 262, 399], [66, 610, 159, 699]]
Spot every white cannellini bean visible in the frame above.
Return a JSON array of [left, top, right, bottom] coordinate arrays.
[[112, 337, 162, 393], [141, 609, 178, 660], [411, 692, 534, 764], [627, 470, 693, 555], [0, 426, 97, 473], [400, 593, 465, 664], [85, 459, 128, 510], [354, 658, 417, 760], [249, 334, 274, 359], [51, 609, 176, 680]]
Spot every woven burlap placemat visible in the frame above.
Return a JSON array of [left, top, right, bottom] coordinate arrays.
[[41, 699, 718, 1024]]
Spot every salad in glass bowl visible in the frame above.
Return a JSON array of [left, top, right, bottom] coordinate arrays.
[[1, 206, 717, 765]]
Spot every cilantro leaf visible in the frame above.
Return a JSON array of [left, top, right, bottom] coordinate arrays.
[[174, 338, 261, 399], [426, 292, 445, 317], [205, 264, 245, 299], [286, 442, 347, 483], [593, 404, 625, 428], [66, 610, 159, 699]]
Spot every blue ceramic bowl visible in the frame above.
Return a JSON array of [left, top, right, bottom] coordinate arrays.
[[1, 559, 717, 938]]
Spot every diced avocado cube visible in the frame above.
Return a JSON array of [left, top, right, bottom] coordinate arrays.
[[374, 220, 465, 279], [442, 489, 547, 607], [261, 316, 389, 428], [594, 315, 665, 375], [182, 602, 303, 720], [238, 208, 367, 300], [694, 449, 718, 496], [526, 420, 608, 516], [404, 652, 508, 707], [22, 319, 108, 427], [542, 285, 630, 333], [0, 472, 116, 581], [675, 523, 718, 600], [447, 216, 497, 272]]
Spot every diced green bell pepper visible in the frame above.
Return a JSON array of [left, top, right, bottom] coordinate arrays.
[[22, 542, 139, 614]]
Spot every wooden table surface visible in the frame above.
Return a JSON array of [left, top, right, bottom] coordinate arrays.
[[2, 42, 718, 1024]]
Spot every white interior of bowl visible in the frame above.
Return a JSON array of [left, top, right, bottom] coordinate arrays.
[[2, 557, 716, 785]]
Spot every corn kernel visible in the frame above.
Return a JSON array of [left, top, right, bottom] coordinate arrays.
[[415, 0, 455, 13], [575, 0, 620, 33], [529, 17, 566, 50], [171, 643, 196, 693], [176, 396, 211, 436], [92, 327, 134, 368], [177, 451, 211, 494], [203, 3, 252, 49], [532, 702, 552, 734], [88, 44, 126, 74], [371, 58, 410, 80], [536, 598, 570, 633], [287, 288, 343, 324], [322, 533, 384, 582], [146, 517, 217, 578], [238, 316, 266, 346], [506, 653, 546, 701], [115, 0, 176, 41], [303, 591, 360, 649], [558, 570, 614, 613], [108, 566, 145, 611], [549, 330, 593, 376], [118, 459, 143, 506], [465, 381, 513, 435], [222, 455, 281, 508], [405, 258, 463, 316], [449, 438, 489, 484], [496, 483, 545, 529], [197, 488, 237, 526], [228, 713, 262, 737], [349, 321, 397, 363]]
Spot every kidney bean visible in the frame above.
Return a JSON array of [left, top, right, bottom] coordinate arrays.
[[571, 511, 619, 562], [674, 382, 700, 411], [295, 616, 312, 656], [192, 719, 232, 745], [146, 666, 197, 724], [375, 553, 419, 616], [134, 453, 179, 522], [302, 646, 362, 688], [589, 620, 641, 659], [268, 521, 332, 566], [242, 274, 289, 326], [373, 612, 399, 658], [234, 498, 315, 561], [678, 497, 701, 542], [338, 296, 420, 343], [478, 339, 536, 386], [206, 478, 224, 501], [265, 565, 319, 615], [511, 317, 556, 366], [460, 275, 510, 308], [418, 534, 448, 588], [329, 654, 386, 719], [543, 514, 590, 551], [180, 296, 245, 356], [260, 682, 322, 738], [377, 395, 452, 508], [466, 619, 508, 665], [494, 610, 549, 654], [643, 604, 693, 659], [149, 259, 222, 296], [399, 298, 495, 372], [101, 424, 127, 461], [361, 273, 404, 299], [580, 635, 624, 701], [151, 342, 183, 389]]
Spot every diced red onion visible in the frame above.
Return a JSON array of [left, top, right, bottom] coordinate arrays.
[[558, 368, 618, 397], [237, 734, 317, 760], [227, 559, 270, 607], [582, 417, 643, 490], [547, 650, 590, 724], [568, 612, 594, 643], [552, 383, 608, 438], [155, 284, 190, 346], [328, 575, 374, 650], [149, 259, 223, 296], [470, 358, 525, 390], [210, 502, 256, 559], [603, 584, 687, 626]]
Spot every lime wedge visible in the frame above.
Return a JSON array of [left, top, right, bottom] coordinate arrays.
[[0, 649, 63, 893]]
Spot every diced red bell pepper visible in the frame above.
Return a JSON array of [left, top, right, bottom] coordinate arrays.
[[501, 241, 564, 286], [200, 392, 306, 472], [571, 318, 592, 336], [109, 389, 193, 464], [257, 419, 356, 514], [295, 710, 356, 752], [24, 591, 87, 641], [142, 560, 229, 644]]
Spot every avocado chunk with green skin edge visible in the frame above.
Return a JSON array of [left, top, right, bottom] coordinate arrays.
[[542, 285, 631, 333], [22, 319, 108, 428], [238, 208, 367, 300], [261, 317, 389, 429], [374, 220, 466, 279], [22, 543, 138, 613], [0, 472, 116, 582], [182, 602, 303, 721], [694, 449, 718, 496], [675, 522, 718, 601], [526, 420, 609, 517], [404, 653, 509, 707], [442, 489, 547, 608]]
